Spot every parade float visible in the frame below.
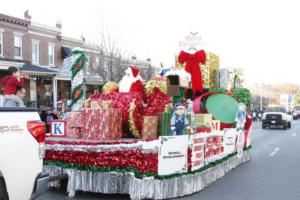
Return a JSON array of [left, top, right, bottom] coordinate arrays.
[[44, 44, 252, 199]]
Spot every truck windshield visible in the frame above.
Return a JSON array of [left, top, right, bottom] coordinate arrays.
[[265, 107, 286, 113]]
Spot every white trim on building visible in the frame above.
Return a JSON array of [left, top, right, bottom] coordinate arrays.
[[0, 60, 24, 70], [28, 30, 56, 39]]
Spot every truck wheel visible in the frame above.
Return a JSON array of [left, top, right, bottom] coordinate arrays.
[[283, 125, 287, 130], [262, 124, 266, 129], [0, 177, 9, 200], [288, 122, 291, 128]]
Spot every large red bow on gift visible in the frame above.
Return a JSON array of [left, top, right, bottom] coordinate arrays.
[[178, 50, 206, 94]]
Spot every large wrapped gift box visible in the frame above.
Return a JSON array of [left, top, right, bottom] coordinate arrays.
[[66, 111, 84, 128], [157, 112, 172, 136], [66, 112, 84, 139], [82, 109, 122, 140], [90, 100, 116, 110], [66, 127, 83, 139], [141, 116, 158, 140]]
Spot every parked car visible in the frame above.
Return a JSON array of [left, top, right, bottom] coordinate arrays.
[[292, 106, 300, 120], [262, 106, 292, 129], [0, 107, 49, 200]]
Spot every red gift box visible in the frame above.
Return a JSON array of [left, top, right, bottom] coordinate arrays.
[[66, 111, 84, 128], [66, 127, 82, 139], [141, 116, 158, 140], [82, 109, 122, 140]]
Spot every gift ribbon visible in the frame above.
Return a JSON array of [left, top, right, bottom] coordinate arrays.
[[178, 50, 206, 94]]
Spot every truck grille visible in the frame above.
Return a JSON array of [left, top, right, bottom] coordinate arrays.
[[266, 114, 282, 120]]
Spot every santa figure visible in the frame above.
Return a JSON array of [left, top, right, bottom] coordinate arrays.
[[119, 66, 144, 94]]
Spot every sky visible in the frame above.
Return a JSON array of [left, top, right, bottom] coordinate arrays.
[[1, 0, 300, 86]]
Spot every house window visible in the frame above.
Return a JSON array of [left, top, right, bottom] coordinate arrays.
[[0, 31, 3, 56], [32, 40, 39, 64], [48, 43, 55, 66], [14, 35, 22, 58]]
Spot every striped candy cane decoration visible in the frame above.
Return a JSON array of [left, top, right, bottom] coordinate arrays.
[[70, 49, 86, 111]]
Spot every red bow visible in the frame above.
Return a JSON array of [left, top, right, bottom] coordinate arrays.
[[178, 50, 206, 94]]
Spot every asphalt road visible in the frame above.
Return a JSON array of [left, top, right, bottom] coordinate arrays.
[[37, 120, 300, 200]]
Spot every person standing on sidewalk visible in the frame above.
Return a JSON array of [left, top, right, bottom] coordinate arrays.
[[252, 111, 257, 121], [3, 88, 26, 107], [258, 112, 262, 121]]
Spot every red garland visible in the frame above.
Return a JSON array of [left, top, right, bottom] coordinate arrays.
[[73, 88, 82, 99], [73, 59, 83, 72], [144, 88, 171, 116], [45, 139, 153, 146], [45, 149, 158, 174]]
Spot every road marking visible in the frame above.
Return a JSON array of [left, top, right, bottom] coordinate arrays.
[[292, 133, 297, 136], [269, 147, 280, 156]]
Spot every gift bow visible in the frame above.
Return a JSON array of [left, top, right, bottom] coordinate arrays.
[[178, 50, 206, 94]]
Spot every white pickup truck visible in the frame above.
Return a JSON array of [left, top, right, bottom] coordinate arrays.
[[0, 107, 49, 200], [262, 106, 292, 130]]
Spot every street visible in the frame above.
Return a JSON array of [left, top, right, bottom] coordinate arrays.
[[38, 120, 300, 200]]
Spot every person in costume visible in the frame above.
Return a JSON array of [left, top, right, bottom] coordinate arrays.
[[119, 66, 144, 94], [235, 103, 247, 131], [171, 103, 190, 135]]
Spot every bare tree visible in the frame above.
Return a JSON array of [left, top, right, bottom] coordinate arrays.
[[100, 33, 131, 82]]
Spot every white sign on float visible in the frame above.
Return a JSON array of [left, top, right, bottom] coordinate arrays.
[[158, 135, 189, 175], [190, 133, 205, 171], [223, 128, 237, 155]]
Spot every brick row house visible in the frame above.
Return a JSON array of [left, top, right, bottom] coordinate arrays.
[[0, 11, 105, 108], [0, 11, 155, 109]]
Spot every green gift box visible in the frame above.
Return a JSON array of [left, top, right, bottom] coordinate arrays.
[[157, 112, 172, 136], [141, 116, 158, 140]]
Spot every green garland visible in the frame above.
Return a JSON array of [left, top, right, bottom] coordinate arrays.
[[44, 146, 251, 180], [70, 84, 84, 107], [232, 88, 251, 110], [70, 49, 86, 109]]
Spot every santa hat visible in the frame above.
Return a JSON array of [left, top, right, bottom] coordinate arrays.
[[130, 66, 139, 78]]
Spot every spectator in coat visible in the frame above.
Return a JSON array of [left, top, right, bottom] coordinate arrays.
[[1, 67, 24, 95], [3, 88, 26, 107], [45, 108, 58, 133]]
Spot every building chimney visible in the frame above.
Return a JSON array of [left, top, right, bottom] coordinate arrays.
[[56, 20, 62, 29], [24, 10, 32, 20]]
